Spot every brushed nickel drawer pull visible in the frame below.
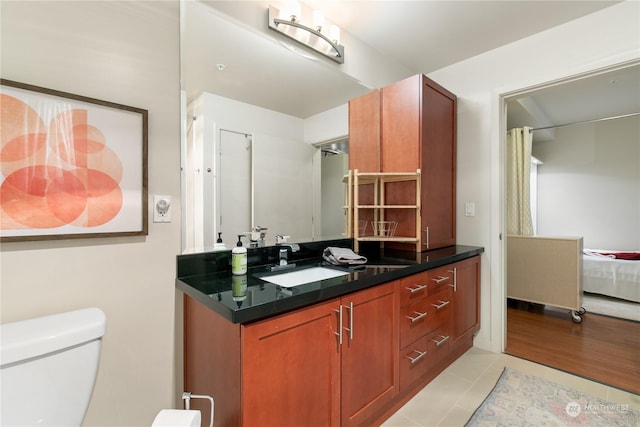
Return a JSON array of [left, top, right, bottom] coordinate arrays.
[[432, 335, 449, 347], [432, 276, 449, 284], [406, 284, 427, 293], [432, 300, 450, 310], [406, 349, 427, 364], [406, 311, 427, 323]]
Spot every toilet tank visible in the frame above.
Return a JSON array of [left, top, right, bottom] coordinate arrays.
[[0, 308, 107, 427]]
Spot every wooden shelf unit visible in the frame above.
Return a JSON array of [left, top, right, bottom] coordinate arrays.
[[345, 169, 421, 252]]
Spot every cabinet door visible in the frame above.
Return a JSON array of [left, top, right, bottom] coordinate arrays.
[[349, 89, 381, 172], [380, 75, 421, 243], [380, 74, 421, 172], [341, 282, 399, 426], [450, 256, 481, 343], [242, 299, 341, 427], [379, 74, 457, 251], [421, 77, 457, 249]]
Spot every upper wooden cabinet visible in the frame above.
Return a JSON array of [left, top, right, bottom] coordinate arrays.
[[348, 89, 381, 172], [349, 74, 457, 250]]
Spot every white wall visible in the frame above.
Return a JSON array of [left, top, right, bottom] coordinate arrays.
[[534, 116, 640, 249], [429, 0, 639, 352], [0, 2, 181, 426], [304, 104, 349, 144]]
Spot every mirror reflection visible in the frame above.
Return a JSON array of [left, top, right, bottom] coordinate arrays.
[[181, 1, 370, 253]]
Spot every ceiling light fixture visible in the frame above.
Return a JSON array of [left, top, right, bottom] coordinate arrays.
[[268, 4, 344, 64]]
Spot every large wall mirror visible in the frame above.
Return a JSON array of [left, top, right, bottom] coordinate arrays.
[[181, 2, 638, 255], [180, 1, 373, 253]]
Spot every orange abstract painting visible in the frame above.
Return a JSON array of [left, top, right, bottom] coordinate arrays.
[[0, 80, 147, 241]]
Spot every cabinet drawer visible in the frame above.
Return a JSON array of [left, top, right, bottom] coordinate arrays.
[[426, 327, 451, 374], [400, 298, 431, 348], [400, 288, 453, 348], [428, 288, 453, 332], [427, 265, 455, 295], [399, 336, 430, 392], [398, 272, 429, 306]]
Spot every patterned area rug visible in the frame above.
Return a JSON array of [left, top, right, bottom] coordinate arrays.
[[465, 368, 639, 426]]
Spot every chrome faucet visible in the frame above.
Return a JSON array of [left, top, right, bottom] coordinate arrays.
[[279, 248, 289, 266], [266, 244, 299, 272], [276, 242, 300, 252]]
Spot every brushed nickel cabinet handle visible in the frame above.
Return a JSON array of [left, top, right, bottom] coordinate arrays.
[[432, 335, 450, 347], [406, 349, 427, 364], [333, 306, 343, 345], [406, 284, 427, 293], [432, 276, 449, 284], [345, 301, 354, 341], [447, 268, 457, 291], [406, 311, 427, 323], [432, 300, 450, 310]]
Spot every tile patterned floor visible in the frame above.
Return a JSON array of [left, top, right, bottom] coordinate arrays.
[[381, 347, 640, 427]]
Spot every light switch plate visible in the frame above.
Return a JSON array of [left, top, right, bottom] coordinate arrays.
[[465, 202, 475, 217], [153, 195, 172, 223]]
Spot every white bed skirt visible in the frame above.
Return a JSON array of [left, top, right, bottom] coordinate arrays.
[[583, 251, 640, 303]]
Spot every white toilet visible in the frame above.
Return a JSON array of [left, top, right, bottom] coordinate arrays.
[[0, 307, 106, 426]]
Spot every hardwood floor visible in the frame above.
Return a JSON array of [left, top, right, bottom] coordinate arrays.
[[506, 299, 640, 394]]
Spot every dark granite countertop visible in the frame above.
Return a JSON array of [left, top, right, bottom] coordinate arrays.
[[176, 239, 484, 324]]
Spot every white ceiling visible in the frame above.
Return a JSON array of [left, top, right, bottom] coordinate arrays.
[[301, 0, 620, 74], [507, 64, 640, 141], [184, 1, 637, 125]]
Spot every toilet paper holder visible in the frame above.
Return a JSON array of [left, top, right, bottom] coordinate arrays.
[[182, 392, 214, 427]]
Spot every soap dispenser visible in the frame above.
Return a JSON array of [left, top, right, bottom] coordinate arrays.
[[214, 232, 226, 251], [232, 235, 247, 275]]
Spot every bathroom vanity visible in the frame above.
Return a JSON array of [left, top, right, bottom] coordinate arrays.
[[177, 241, 483, 427]]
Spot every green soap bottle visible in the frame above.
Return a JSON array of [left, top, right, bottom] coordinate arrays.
[[231, 235, 247, 275]]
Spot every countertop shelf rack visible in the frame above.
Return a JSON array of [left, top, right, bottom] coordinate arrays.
[[344, 169, 421, 252]]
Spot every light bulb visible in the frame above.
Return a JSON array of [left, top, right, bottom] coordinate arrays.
[[313, 10, 325, 32], [289, 1, 301, 22]]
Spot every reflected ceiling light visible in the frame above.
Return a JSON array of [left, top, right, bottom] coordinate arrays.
[[268, 4, 344, 64]]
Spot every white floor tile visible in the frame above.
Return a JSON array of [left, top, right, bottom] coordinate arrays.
[[384, 347, 635, 427]]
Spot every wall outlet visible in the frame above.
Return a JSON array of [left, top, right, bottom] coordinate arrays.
[[153, 195, 172, 223]]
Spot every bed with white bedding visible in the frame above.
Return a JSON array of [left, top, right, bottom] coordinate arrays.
[[583, 250, 640, 303]]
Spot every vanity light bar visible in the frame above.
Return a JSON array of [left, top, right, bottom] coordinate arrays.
[[268, 5, 345, 64]]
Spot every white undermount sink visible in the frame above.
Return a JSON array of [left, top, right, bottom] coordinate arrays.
[[260, 267, 349, 288]]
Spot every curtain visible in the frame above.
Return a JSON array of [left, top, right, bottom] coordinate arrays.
[[507, 127, 534, 235]]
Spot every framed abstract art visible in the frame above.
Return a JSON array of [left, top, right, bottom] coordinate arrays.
[[0, 79, 148, 242]]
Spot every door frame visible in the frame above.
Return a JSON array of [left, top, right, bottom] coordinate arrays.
[[494, 59, 640, 353]]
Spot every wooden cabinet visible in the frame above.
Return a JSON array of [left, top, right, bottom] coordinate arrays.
[[348, 89, 380, 172], [449, 255, 481, 345], [242, 298, 342, 427], [185, 283, 398, 427], [183, 256, 480, 427], [383, 74, 457, 250], [245, 282, 398, 427], [348, 74, 456, 251], [397, 270, 453, 392], [341, 282, 398, 426]]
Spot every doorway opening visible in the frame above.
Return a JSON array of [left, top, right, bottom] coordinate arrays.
[[499, 60, 640, 357]]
